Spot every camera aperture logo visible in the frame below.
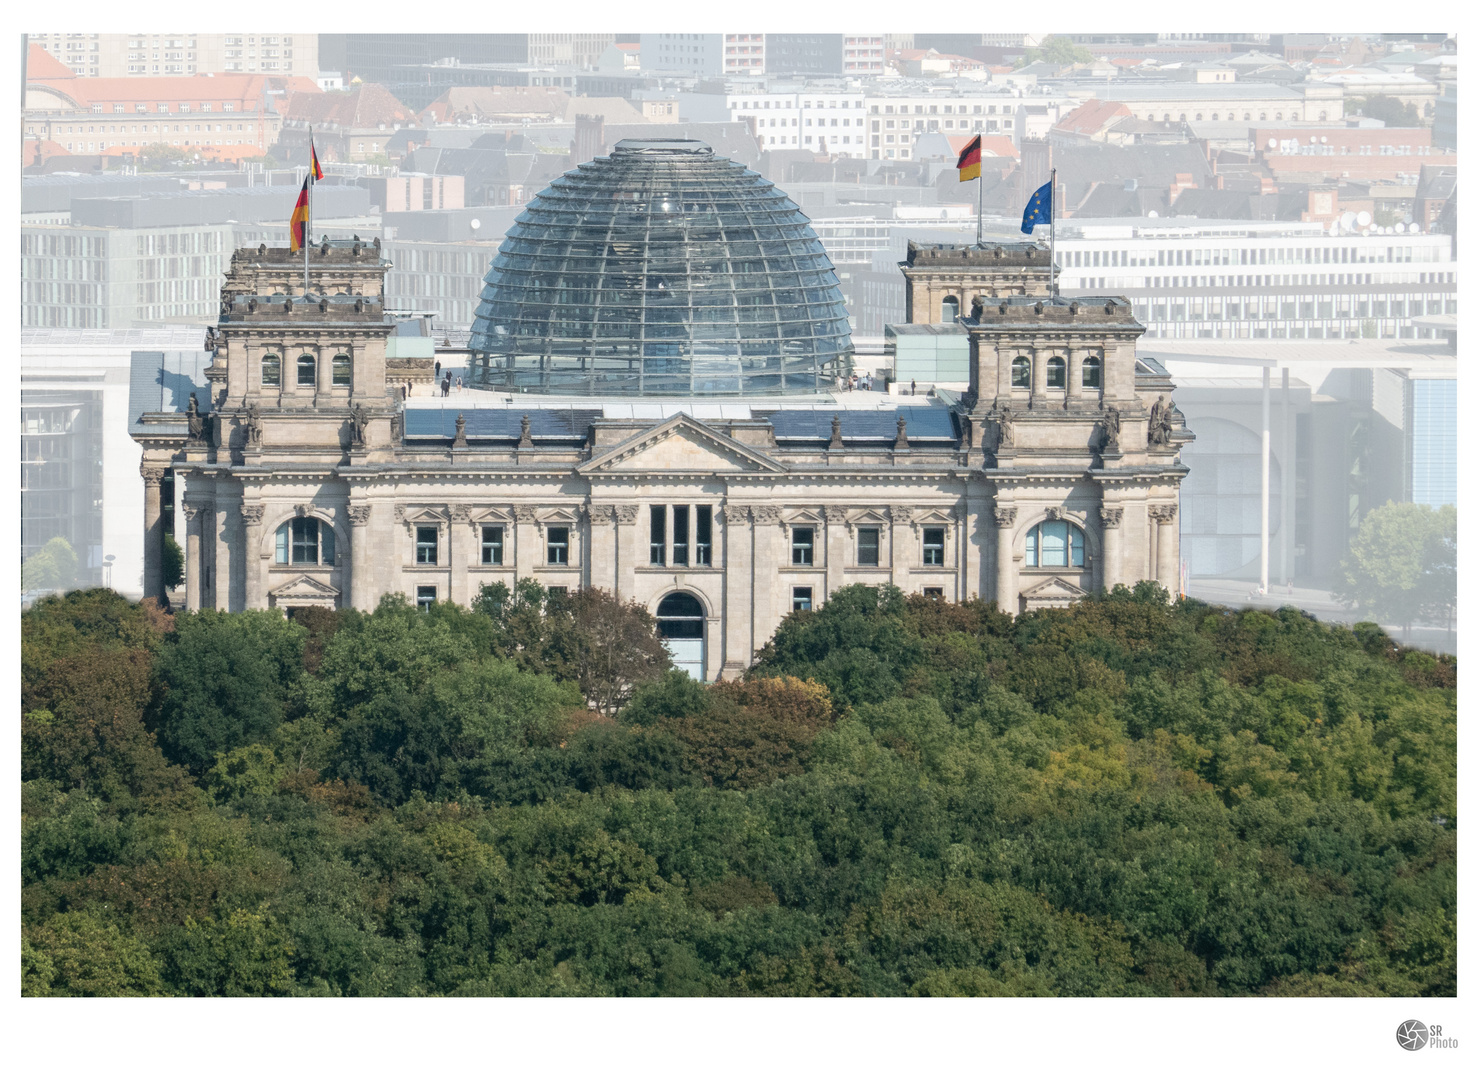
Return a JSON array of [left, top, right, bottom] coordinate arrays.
[[1397, 1020, 1457, 1051]]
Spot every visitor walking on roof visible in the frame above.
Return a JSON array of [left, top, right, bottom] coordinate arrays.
[[910, 379, 917, 397]]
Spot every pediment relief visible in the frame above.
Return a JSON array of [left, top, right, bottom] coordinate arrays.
[[470, 507, 513, 524], [269, 574, 341, 600], [396, 505, 449, 525], [847, 509, 891, 526], [579, 414, 785, 476], [1019, 575, 1089, 606], [911, 507, 959, 526]]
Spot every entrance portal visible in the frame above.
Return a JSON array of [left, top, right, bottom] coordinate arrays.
[[656, 591, 706, 681]]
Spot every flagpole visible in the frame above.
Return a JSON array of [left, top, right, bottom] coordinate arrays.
[[1050, 167, 1057, 299], [304, 126, 312, 296], [976, 168, 983, 247]]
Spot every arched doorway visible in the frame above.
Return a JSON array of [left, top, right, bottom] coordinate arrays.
[[656, 592, 706, 681]]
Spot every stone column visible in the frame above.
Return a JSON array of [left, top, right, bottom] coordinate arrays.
[[824, 506, 848, 601], [1098, 505, 1123, 592], [241, 503, 265, 610], [513, 506, 538, 582], [963, 494, 983, 599], [612, 505, 638, 598], [1029, 346, 1047, 409], [214, 503, 234, 611], [888, 505, 913, 590], [183, 503, 203, 611], [449, 504, 471, 605], [750, 506, 781, 651], [1065, 346, 1083, 409], [722, 505, 754, 677], [1151, 504, 1178, 595], [141, 465, 165, 602], [994, 506, 1017, 615], [587, 505, 617, 593], [348, 503, 372, 610]]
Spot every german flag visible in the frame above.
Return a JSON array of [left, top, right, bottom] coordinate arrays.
[[956, 134, 982, 182], [289, 178, 310, 253], [309, 138, 324, 181]]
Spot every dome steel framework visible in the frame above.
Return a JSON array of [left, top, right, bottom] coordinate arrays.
[[467, 139, 853, 396]]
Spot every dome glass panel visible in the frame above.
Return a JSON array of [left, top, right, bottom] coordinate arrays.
[[468, 139, 853, 396]]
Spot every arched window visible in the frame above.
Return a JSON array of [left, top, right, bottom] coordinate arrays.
[[1318, 111, 1328, 121], [656, 591, 706, 681], [1046, 356, 1066, 388], [296, 353, 316, 386], [1274, 112, 1282, 121], [1195, 113, 1203, 121], [1011, 356, 1031, 388], [1211, 112, 1219, 121], [261, 353, 280, 387], [1025, 519, 1085, 568], [331, 352, 351, 386], [940, 295, 960, 322], [1082, 355, 1102, 388], [275, 517, 335, 565]]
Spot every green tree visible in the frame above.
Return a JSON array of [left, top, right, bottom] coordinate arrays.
[[1014, 36, 1096, 68], [1334, 501, 1456, 631], [161, 534, 184, 591], [1349, 94, 1420, 127], [23, 536, 80, 593], [152, 609, 308, 772], [205, 744, 285, 803], [24, 911, 165, 996]]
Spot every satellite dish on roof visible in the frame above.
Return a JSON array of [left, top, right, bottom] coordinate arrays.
[[1147, 210, 1159, 217], [470, 218, 481, 230], [1266, 137, 1277, 149], [1356, 210, 1372, 226], [1340, 210, 1357, 231], [1395, 222, 1406, 233], [1409, 223, 1421, 234]]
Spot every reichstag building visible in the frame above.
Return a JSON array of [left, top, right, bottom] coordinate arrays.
[[135, 139, 1191, 681]]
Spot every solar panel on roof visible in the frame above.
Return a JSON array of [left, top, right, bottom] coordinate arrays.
[[763, 407, 956, 441]]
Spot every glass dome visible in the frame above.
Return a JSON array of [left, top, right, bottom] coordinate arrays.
[[467, 139, 853, 396]]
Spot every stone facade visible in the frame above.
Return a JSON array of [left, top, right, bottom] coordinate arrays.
[[901, 240, 1055, 324], [136, 240, 1191, 683]]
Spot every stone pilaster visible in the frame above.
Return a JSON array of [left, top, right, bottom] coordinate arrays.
[[993, 505, 1017, 614], [241, 503, 265, 610], [888, 505, 913, 589], [449, 504, 471, 605], [1098, 505, 1123, 592], [348, 503, 372, 610]]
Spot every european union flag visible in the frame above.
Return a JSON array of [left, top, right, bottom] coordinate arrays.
[[1021, 180, 1052, 235]]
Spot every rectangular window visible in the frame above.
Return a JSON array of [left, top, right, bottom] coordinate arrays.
[[296, 354, 315, 386], [481, 525, 503, 565], [922, 587, 945, 599], [857, 527, 880, 566], [791, 527, 814, 565], [291, 518, 319, 564], [331, 353, 351, 386], [792, 586, 813, 612], [416, 525, 438, 565], [695, 506, 712, 565], [672, 505, 689, 566], [547, 526, 569, 565], [260, 354, 280, 386], [649, 505, 666, 565], [923, 527, 945, 565], [416, 585, 436, 611]]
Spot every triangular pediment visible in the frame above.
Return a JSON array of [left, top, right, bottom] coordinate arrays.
[[1020, 575, 1089, 604], [268, 574, 341, 600], [579, 414, 786, 476]]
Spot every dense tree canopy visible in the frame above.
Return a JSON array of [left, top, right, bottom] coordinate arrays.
[[1335, 501, 1456, 631], [21, 584, 1455, 997]]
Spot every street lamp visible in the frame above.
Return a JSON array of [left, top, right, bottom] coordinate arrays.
[[103, 554, 115, 590]]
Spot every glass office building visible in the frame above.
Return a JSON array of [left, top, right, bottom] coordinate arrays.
[[468, 139, 853, 396], [1411, 379, 1456, 508]]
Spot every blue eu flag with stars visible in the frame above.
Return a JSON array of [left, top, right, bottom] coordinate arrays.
[[1021, 180, 1052, 234]]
